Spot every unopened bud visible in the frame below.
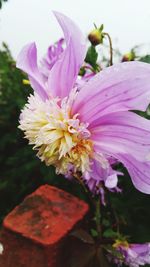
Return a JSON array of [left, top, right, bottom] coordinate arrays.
[[22, 79, 30, 85], [88, 25, 104, 46], [122, 51, 135, 62]]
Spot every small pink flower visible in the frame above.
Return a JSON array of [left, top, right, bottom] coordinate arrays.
[[111, 242, 150, 267], [40, 38, 64, 79]]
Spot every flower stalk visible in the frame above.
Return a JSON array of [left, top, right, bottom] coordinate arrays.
[[95, 198, 102, 239], [103, 32, 113, 66]]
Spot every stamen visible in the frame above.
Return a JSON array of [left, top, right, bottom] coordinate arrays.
[[19, 94, 93, 177]]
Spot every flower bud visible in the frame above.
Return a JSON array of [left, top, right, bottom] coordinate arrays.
[[88, 25, 104, 46], [122, 51, 135, 62], [22, 79, 30, 85]]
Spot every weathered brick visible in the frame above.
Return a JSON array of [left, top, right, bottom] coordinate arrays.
[[0, 185, 89, 267]]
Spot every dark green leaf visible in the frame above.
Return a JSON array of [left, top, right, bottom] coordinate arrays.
[[70, 229, 95, 244], [85, 45, 98, 69], [91, 228, 99, 238], [139, 55, 150, 63], [103, 229, 118, 239], [102, 219, 110, 227]]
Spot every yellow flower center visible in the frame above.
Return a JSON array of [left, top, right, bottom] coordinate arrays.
[[19, 94, 93, 177], [113, 240, 129, 249]]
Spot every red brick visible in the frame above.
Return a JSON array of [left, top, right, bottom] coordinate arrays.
[[0, 185, 89, 267]]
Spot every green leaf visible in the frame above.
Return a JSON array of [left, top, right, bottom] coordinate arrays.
[[103, 229, 118, 239], [102, 219, 110, 227], [85, 45, 98, 70], [70, 229, 95, 244], [139, 55, 150, 63], [90, 228, 99, 238], [99, 24, 104, 31]]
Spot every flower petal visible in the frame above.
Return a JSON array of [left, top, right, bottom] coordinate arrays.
[[94, 144, 150, 194], [92, 111, 150, 162], [84, 158, 118, 191], [16, 43, 48, 100], [92, 111, 150, 193], [105, 174, 118, 189], [48, 11, 86, 98], [40, 38, 64, 79], [72, 62, 150, 126], [117, 154, 150, 194]]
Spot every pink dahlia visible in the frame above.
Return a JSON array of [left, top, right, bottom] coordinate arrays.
[[111, 241, 150, 267], [17, 12, 150, 194]]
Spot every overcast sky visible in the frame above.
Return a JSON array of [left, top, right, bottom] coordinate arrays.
[[0, 0, 150, 59]]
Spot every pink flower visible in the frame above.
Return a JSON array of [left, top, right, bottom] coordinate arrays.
[[111, 242, 150, 267], [17, 12, 150, 194], [40, 38, 64, 80]]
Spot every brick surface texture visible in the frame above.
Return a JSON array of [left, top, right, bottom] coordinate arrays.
[[0, 185, 89, 267]]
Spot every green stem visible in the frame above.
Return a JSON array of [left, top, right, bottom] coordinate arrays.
[[103, 32, 113, 66], [95, 198, 102, 238], [95, 199, 111, 267]]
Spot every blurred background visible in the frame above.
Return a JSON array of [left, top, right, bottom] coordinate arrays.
[[1, 0, 150, 58], [0, 1, 150, 261]]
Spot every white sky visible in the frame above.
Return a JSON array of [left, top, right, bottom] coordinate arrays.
[[0, 0, 150, 59]]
